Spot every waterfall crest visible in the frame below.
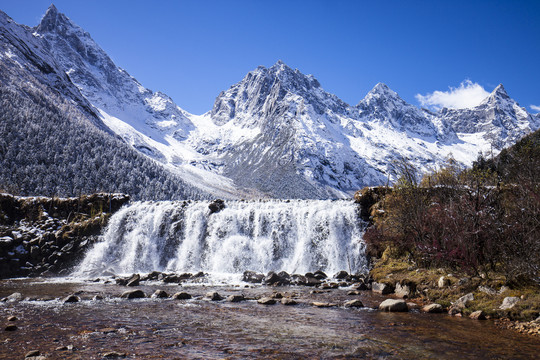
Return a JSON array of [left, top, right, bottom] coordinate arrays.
[[75, 200, 367, 277]]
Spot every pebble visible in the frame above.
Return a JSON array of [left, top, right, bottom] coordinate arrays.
[[312, 302, 336, 308], [4, 324, 17, 331], [102, 351, 127, 358], [7, 316, 17, 321], [25, 350, 40, 357]]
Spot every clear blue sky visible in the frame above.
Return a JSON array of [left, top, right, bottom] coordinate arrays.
[[1, 0, 539, 115]]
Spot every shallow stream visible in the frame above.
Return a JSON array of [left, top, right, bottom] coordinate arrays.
[[1, 278, 539, 359]]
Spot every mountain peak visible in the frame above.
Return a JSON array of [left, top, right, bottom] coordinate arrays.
[[36, 4, 74, 34], [46, 4, 58, 15], [360, 82, 403, 106], [480, 83, 511, 106], [492, 83, 509, 98]]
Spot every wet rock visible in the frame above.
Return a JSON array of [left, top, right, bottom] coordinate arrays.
[[172, 292, 192, 300], [344, 299, 364, 308], [379, 299, 408, 312], [142, 271, 163, 281], [93, 295, 104, 301], [257, 297, 276, 305], [62, 295, 79, 303], [4, 324, 17, 331], [115, 274, 137, 286], [126, 274, 140, 287], [25, 350, 40, 357], [102, 352, 127, 358], [500, 296, 520, 310], [7, 316, 17, 321], [422, 303, 444, 313], [241, 270, 264, 283], [263, 271, 290, 286], [438, 276, 451, 288], [347, 290, 361, 295], [151, 290, 169, 299], [353, 282, 369, 291], [334, 270, 349, 279], [290, 274, 307, 286], [192, 271, 205, 278], [281, 298, 297, 305], [205, 292, 223, 301], [163, 273, 192, 283], [208, 199, 225, 214], [120, 290, 145, 299], [313, 270, 327, 280], [454, 293, 474, 308], [469, 310, 486, 320], [371, 282, 394, 295], [312, 302, 337, 308], [304, 275, 321, 287], [271, 292, 284, 299], [226, 294, 245, 302], [6, 292, 23, 302]]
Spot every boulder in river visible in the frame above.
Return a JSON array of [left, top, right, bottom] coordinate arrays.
[[241, 270, 264, 283], [120, 290, 145, 299], [172, 292, 192, 300], [379, 299, 408, 312], [227, 294, 245, 302], [151, 290, 169, 299], [334, 270, 349, 279], [205, 292, 223, 301], [257, 297, 276, 305], [62, 295, 79, 303], [281, 298, 298, 305], [344, 299, 364, 308], [208, 199, 225, 214]]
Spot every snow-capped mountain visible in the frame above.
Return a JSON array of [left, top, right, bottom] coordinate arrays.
[[437, 84, 539, 149], [2, 5, 539, 199]]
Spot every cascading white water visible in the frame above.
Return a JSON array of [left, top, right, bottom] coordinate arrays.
[[75, 200, 367, 277]]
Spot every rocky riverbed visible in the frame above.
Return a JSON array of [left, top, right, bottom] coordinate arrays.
[[1, 276, 540, 359]]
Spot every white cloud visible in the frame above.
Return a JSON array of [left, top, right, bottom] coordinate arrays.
[[530, 105, 540, 112], [416, 80, 490, 110]]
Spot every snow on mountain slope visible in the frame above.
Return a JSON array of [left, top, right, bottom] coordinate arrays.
[[19, 5, 540, 199], [437, 84, 540, 150]]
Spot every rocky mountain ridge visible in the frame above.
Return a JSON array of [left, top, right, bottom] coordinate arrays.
[[2, 4, 539, 199]]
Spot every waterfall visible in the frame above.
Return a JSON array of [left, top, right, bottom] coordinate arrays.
[[75, 199, 367, 277]]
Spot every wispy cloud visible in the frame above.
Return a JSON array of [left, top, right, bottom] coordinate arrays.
[[530, 105, 540, 112], [416, 80, 490, 110]]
